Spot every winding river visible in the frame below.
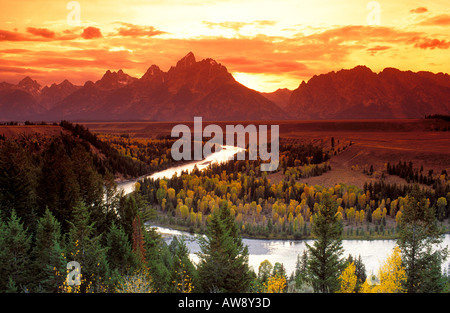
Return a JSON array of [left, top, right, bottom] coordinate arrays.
[[117, 146, 450, 276]]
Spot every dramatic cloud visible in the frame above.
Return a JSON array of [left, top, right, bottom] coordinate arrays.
[[114, 23, 167, 37], [81, 27, 103, 39], [303, 25, 421, 45], [26, 27, 55, 38], [203, 20, 277, 32], [410, 7, 428, 14], [0, 28, 78, 41], [0, 1, 448, 91], [367, 45, 391, 55], [0, 29, 32, 41], [417, 14, 450, 26], [411, 37, 450, 50]]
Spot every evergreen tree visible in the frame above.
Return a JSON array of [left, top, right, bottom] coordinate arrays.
[[197, 200, 251, 292], [106, 222, 136, 275], [0, 140, 38, 230], [71, 143, 104, 208], [0, 210, 32, 292], [65, 201, 110, 292], [354, 254, 367, 288], [168, 236, 197, 293], [294, 250, 309, 288], [144, 227, 171, 292], [38, 140, 80, 233], [32, 209, 66, 292], [117, 194, 138, 240], [397, 185, 448, 293], [306, 192, 344, 293]]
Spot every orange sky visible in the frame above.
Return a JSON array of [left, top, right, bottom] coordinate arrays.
[[0, 0, 449, 92]]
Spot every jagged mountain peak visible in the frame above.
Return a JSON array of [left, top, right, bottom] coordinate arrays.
[[18, 76, 41, 89], [96, 69, 136, 89], [176, 51, 196, 68], [141, 64, 163, 79]]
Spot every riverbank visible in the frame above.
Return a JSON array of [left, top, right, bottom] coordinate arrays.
[[147, 222, 450, 276], [148, 216, 449, 241]]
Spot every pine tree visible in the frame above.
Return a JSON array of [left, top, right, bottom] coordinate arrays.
[[168, 236, 197, 293], [354, 254, 367, 288], [65, 201, 110, 292], [144, 227, 171, 292], [0, 140, 37, 230], [32, 209, 66, 292], [38, 140, 80, 233], [397, 185, 448, 293], [0, 210, 32, 292], [106, 222, 136, 274], [197, 200, 251, 292], [306, 192, 344, 293]]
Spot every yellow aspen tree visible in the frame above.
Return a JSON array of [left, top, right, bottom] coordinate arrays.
[[349, 192, 356, 207], [374, 246, 406, 293], [190, 209, 197, 224], [265, 275, 286, 293], [395, 210, 402, 225], [288, 212, 294, 223], [372, 207, 382, 223], [337, 262, 357, 293], [230, 206, 235, 217], [359, 210, 365, 224], [297, 214, 305, 228], [305, 207, 312, 222], [337, 206, 344, 218], [256, 204, 262, 217], [361, 246, 406, 293], [180, 205, 189, 220]]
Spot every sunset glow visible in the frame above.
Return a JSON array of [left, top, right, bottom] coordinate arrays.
[[1, 0, 449, 92]]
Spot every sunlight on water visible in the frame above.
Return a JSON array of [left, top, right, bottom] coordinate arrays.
[[117, 145, 244, 194], [151, 225, 450, 276]]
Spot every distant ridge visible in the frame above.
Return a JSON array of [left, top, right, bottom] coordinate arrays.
[[286, 65, 450, 119], [1, 54, 449, 121]]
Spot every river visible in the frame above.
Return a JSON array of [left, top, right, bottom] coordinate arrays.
[[117, 145, 450, 277], [152, 225, 450, 277], [117, 145, 244, 194]]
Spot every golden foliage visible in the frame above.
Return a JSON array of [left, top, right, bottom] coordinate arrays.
[[360, 246, 406, 293], [337, 262, 357, 293], [115, 268, 153, 293], [264, 275, 286, 293]]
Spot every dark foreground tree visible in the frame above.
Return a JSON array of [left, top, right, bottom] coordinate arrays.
[[397, 185, 448, 293], [0, 210, 32, 292], [306, 192, 344, 293], [32, 209, 66, 292], [197, 200, 251, 292]]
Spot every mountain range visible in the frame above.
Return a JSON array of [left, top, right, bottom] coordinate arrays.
[[0, 52, 449, 121]]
